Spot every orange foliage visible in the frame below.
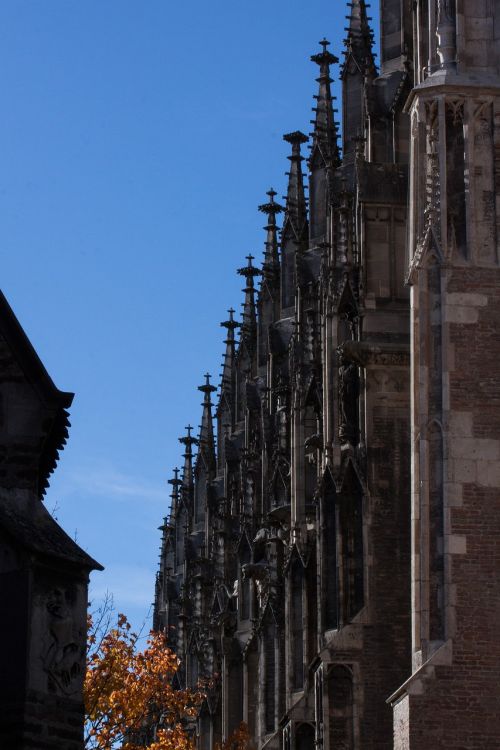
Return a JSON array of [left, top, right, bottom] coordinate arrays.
[[215, 722, 251, 750], [85, 612, 203, 750]]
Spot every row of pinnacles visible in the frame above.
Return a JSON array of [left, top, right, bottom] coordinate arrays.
[[155, 1, 500, 749]]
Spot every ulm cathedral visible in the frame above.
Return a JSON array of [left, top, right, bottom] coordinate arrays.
[[153, 1, 500, 748]]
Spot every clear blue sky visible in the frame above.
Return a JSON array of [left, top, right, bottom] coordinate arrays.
[[1, 0, 380, 635]]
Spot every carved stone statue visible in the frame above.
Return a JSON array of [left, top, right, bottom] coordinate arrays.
[[43, 587, 83, 696]]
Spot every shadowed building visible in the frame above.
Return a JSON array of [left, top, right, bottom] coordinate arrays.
[[0, 292, 102, 750], [154, 1, 500, 748]]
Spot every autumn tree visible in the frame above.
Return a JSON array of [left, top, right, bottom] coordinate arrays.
[[216, 722, 251, 750], [85, 605, 203, 750]]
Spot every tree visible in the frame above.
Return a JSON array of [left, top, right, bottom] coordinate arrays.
[[216, 722, 251, 750], [85, 606, 203, 750]]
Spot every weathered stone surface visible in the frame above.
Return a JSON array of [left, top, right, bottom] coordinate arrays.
[[0, 292, 102, 749]]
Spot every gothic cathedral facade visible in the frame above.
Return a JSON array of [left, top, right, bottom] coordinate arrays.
[[154, 1, 500, 748]]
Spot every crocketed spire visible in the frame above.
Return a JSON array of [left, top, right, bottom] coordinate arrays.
[[179, 425, 197, 496], [282, 131, 309, 244], [342, 0, 376, 72], [341, 0, 377, 160], [237, 254, 261, 341], [197, 373, 216, 470], [310, 38, 340, 167], [258, 188, 284, 281], [167, 467, 182, 521], [220, 308, 239, 393]]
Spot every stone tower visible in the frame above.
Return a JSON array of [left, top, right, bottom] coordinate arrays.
[[0, 291, 102, 750], [154, 2, 500, 749], [388, 1, 500, 748]]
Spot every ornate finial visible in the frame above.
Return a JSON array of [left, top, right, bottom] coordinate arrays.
[[198, 372, 217, 395], [283, 130, 309, 146], [221, 307, 240, 332], [237, 254, 262, 280], [311, 38, 339, 67], [168, 467, 182, 488], [179, 424, 198, 450]]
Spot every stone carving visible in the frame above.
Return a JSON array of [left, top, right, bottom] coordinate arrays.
[[242, 562, 270, 610], [43, 587, 83, 696]]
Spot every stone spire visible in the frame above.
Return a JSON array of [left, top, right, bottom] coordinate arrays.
[[237, 254, 261, 341], [310, 38, 340, 167], [179, 425, 197, 497], [259, 188, 284, 281], [220, 308, 239, 393], [341, 0, 376, 161], [282, 131, 309, 243], [197, 373, 216, 469], [343, 0, 376, 71], [167, 467, 182, 521]]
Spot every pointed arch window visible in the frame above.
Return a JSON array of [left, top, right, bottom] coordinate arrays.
[[340, 466, 364, 621], [188, 649, 199, 689], [291, 557, 304, 690], [428, 420, 444, 641], [323, 471, 339, 630], [263, 616, 277, 733]]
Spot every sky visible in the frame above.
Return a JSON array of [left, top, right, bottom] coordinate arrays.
[[0, 0, 380, 636]]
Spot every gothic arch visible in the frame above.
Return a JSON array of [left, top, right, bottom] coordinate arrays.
[[322, 467, 339, 630]]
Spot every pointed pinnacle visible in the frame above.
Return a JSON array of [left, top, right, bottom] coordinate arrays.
[[221, 307, 240, 331], [198, 372, 217, 395], [168, 467, 182, 488], [259, 187, 284, 216], [237, 254, 262, 278]]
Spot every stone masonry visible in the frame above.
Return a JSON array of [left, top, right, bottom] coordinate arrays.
[[154, 2, 500, 749]]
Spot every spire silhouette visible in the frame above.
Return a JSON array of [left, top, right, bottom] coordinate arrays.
[[220, 308, 239, 393], [237, 254, 261, 341], [179, 425, 197, 495], [259, 188, 284, 282], [167, 467, 182, 521], [282, 131, 309, 243], [310, 38, 340, 166], [198, 373, 216, 469], [344, 0, 375, 59]]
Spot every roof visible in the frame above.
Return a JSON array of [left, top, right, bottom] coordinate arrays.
[[0, 491, 103, 571], [0, 290, 74, 496]]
